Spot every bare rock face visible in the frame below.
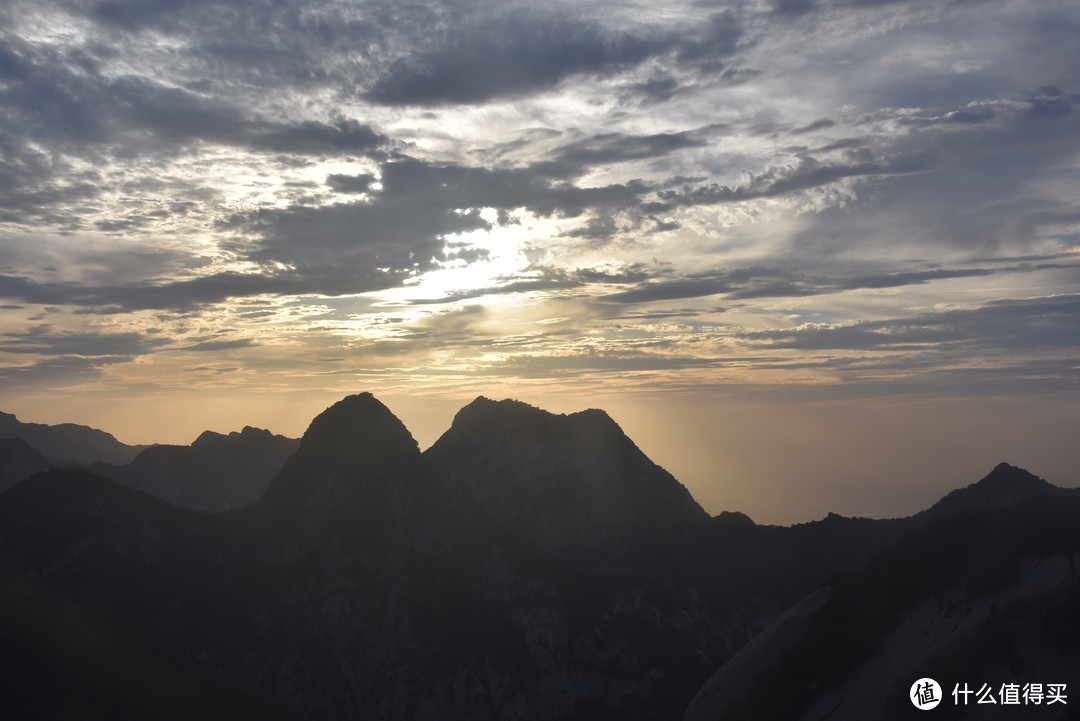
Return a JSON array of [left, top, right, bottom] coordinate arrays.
[[684, 491, 1080, 721], [684, 588, 834, 721]]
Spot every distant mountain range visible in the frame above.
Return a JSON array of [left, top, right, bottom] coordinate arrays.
[[89, 427, 300, 512], [0, 393, 1077, 720], [685, 466, 1080, 721], [0, 410, 145, 466], [0, 413, 298, 510]]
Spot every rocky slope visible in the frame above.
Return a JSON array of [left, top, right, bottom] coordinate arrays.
[[685, 477, 1080, 721]]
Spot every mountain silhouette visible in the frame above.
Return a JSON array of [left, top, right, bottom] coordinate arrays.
[[918, 462, 1074, 520], [685, 491, 1080, 721], [0, 437, 51, 492], [0, 393, 1075, 721], [0, 410, 144, 465], [92, 426, 299, 512], [425, 397, 708, 558]]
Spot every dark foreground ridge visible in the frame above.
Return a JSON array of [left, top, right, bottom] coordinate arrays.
[[0, 393, 1075, 721]]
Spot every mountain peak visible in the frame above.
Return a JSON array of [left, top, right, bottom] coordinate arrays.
[[457, 395, 543, 420], [192, 430, 228, 447], [254, 394, 424, 545], [453, 396, 620, 434], [0, 411, 142, 465], [923, 462, 1064, 519], [966, 462, 1052, 496], [427, 396, 707, 554], [191, 426, 282, 448], [299, 392, 419, 459]]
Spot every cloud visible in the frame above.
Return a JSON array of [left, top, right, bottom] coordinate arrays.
[[657, 150, 930, 208], [179, 338, 260, 352], [532, 126, 719, 179], [0, 148, 659, 311], [674, 10, 743, 69], [0, 354, 132, 387], [743, 295, 1080, 352], [0, 29, 387, 228], [402, 265, 654, 306], [0, 324, 169, 357], [1, 0, 1078, 411], [365, 9, 671, 106], [0, 38, 385, 156], [603, 262, 1075, 304]]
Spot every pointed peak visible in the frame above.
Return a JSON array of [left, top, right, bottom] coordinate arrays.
[[924, 463, 1060, 519], [299, 393, 419, 459], [976, 462, 1049, 490]]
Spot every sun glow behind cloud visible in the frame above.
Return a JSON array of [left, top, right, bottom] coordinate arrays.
[[2, 0, 1079, 522], [373, 209, 550, 304]]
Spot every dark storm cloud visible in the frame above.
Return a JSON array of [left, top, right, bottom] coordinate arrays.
[[744, 295, 1080, 352]]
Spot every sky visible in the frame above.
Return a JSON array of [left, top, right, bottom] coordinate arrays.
[[1, 0, 1078, 524]]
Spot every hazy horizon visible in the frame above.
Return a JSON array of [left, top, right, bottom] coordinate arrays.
[[2, 0, 1078, 525], [6, 389, 1077, 525]]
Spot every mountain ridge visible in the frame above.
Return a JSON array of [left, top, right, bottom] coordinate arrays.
[[0, 392, 1074, 721], [0, 410, 145, 465]]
